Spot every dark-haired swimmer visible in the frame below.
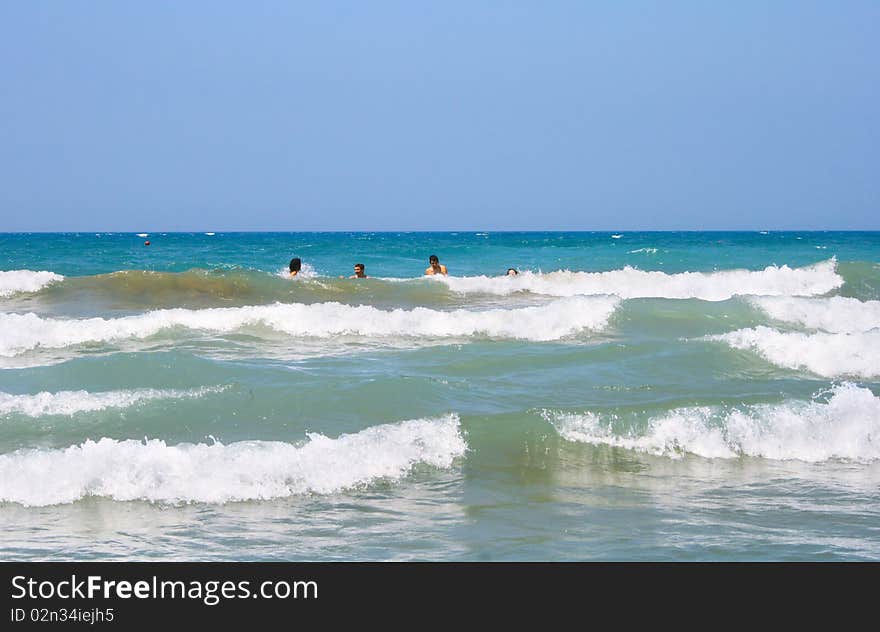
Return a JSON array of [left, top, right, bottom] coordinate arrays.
[[506, 268, 518, 276], [425, 255, 447, 276], [349, 263, 367, 278], [289, 257, 302, 277]]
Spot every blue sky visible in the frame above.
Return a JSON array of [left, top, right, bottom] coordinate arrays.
[[1, 2, 877, 231]]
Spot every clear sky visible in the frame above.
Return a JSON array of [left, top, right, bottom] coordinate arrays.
[[1, 1, 877, 231]]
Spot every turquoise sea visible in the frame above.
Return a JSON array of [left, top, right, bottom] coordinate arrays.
[[1, 231, 879, 560]]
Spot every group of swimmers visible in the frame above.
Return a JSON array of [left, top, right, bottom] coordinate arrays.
[[288, 255, 519, 278]]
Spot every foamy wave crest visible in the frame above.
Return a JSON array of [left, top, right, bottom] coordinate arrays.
[[710, 326, 880, 378], [751, 296, 880, 333], [0, 386, 226, 418], [0, 296, 619, 356], [435, 259, 841, 300], [0, 270, 64, 297], [0, 415, 466, 506], [550, 383, 880, 462]]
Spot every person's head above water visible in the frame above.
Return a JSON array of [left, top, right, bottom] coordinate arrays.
[[351, 263, 367, 278], [289, 257, 302, 275], [507, 268, 519, 276], [425, 255, 448, 276]]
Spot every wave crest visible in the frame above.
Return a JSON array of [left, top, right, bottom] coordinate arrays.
[[0, 270, 64, 297], [0, 296, 620, 356], [0, 415, 466, 506], [0, 387, 226, 418], [435, 259, 841, 300], [550, 383, 880, 462], [710, 326, 880, 378], [751, 296, 880, 333]]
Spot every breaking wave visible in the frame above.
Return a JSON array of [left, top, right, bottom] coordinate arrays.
[[434, 259, 842, 300], [550, 383, 880, 462], [710, 327, 880, 379], [750, 296, 880, 333], [0, 386, 226, 418], [0, 270, 64, 297], [0, 296, 620, 356], [0, 414, 466, 506]]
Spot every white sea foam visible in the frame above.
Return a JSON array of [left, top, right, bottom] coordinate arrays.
[[136, 233, 149, 238], [275, 262, 319, 279], [0, 296, 619, 356], [0, 270, 64, 297], [551, 383, 880, 462], [750, 296, 880, 333], [434, 259, 841, 301], [628, 248, 658, 254], [710, 326, 880, 378], [0, 414, 466, 506], [0, 386, 226, 418]]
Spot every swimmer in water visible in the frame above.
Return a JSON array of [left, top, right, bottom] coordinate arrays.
[[289, 257, 302, 277], [425, 255, 448, 276], [506, 268, 518, 276], [349, 263, 367, 278]]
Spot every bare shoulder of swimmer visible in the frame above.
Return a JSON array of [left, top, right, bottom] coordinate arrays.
[[425, 266, 435, 275]]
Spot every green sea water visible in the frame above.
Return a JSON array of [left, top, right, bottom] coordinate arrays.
[[1, 232, 879, 560]]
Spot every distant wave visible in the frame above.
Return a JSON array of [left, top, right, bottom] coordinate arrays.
[[550, 383, 880, 462], [710, 326, 880, 378], [39, 268, 291, 306], [0, 386, 226, 418], [0, 414, 466, 506], [434, 259, 842, 301], [627, 248, 658, 254], [0, 296, 620, 356], [8, 259, 852, 309], [0, 270, 64, 297], [16, 267, 347, 310]]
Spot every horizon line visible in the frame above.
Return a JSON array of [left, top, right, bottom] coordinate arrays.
[[2, 229, 880, 234]]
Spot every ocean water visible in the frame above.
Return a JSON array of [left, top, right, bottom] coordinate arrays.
[[1, 231, 879, 561]]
